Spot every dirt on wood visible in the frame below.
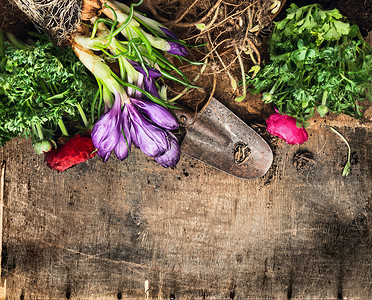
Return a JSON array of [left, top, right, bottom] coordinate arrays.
[[1, 1, 371, 298]]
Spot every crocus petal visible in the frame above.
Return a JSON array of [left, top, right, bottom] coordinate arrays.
[[121, 105, 132, 143], [167, 41, 188, 56], [114, 106, 132, 160], [155, 132, 180, 168], [129, 123, 138, 148], [127, 103, 169, 157], [97, 149, 112, 162], [143, 76, 160, 99], [91, 92, 122, 159], [159, 27, 179, 40], [130, 98, 179, 130], [266, 112, 309, 145], [127, 59, 161, 78], [114, 131, 130, 161], [135, 73, 144, 99]]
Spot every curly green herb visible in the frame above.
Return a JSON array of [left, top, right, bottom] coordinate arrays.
[[0, 33, 96, 146], [248, 4, 372, 126]]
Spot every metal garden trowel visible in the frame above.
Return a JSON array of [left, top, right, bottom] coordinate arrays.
[[174, 98, 273, 179]]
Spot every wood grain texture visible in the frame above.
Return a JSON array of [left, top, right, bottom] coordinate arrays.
[[1, 123, 371, 299]]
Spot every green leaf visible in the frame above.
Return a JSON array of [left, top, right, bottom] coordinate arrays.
[[317, 105, 328, 117], [324, 24, 341, 40], [348, 25, 359, 38], [327, 9, 343, 20], [292, 49, 307, 61], [333, 20, 350, 36], [276, 19, 289, 30], [305, 48, 316, 59], [196, 23, 206, 31]]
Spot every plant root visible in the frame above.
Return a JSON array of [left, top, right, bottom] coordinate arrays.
[[143, 0, 282, 101]]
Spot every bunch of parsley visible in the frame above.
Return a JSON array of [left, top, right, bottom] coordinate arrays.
[[0, 33, 96, 147], [248, 4, 372, 126]]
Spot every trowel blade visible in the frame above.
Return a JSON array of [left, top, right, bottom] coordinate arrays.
[[177, 98, 273, 179]]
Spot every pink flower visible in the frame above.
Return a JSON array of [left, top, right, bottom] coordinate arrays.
[[266, 111, 308, 145]]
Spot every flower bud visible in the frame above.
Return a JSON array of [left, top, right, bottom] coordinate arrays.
[[127, 103, 170, 157], [34, 140, 53, 154], [130, 98, 179, 130], [317, 105, 328, 117], [167, 41, 188, 56], [155, 132, 180, 168], [143, 76, 160, 99], [127, 59, 161, 78], [91, 92, 122, 161], [262, 92, 272, 103], [159, 27, 179, 40]]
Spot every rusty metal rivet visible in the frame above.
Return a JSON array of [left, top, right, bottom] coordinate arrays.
[[179, 115, 188, 123]]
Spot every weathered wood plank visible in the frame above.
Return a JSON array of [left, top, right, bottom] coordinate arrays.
[[1, 121, 371, 299]]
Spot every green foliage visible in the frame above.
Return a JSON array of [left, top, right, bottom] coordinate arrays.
[[0, 35, 96, 146], [248, 4, 372, 126]]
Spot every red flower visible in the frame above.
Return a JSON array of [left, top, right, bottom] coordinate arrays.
[[45, 134, 96, 172], [266, 111, 309, 145]]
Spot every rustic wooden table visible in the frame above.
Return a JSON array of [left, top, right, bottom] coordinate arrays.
[[1, 111, 371, 299]]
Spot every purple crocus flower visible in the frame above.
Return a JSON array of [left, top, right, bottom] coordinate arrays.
[[114, 132, 130, 160], [143, 76, 160, 99], [167, 41, 188, 56], [127, 103, 170, 157], [114, 105, 132, 160], [91, 89, 180, 167], [91, 93, 122, 161], [134, 73, 144, 99], [155, 132, 180, 168], [159, 27, 179, 40], [127, 59, 161, 78], [127, 59, 162, 99], [130, 98, 179, 130]]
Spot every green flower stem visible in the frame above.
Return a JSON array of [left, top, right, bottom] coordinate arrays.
[[112, 5, 136, 38], [95, 79, 104, 119], [109, 0, 144, 38], [130, 41, 149, 77], [5, 32, 29, 50], [58, 119, 69, 136], [160, 69, 198, 89], [169, 58, 208, 102], [91, 88, 100, 122], [330, 126, 351, 176], [131, 13, 160, 38], [35, 123, 44, 140], [91, 18, 114, 38], [98, 3, 118, 49], [118, 56, 126, 80], [76, 103, 89, 128], [322, 90, 328, 106], [269, 80, 281, 94], [131, 26, 153, 56], [0, 30, 5, 57]]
